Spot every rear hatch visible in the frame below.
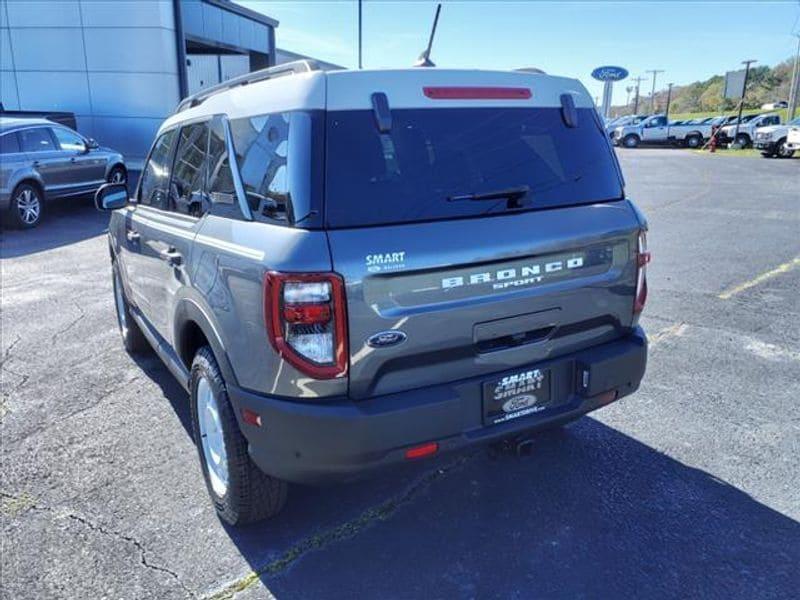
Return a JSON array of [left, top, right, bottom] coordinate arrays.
[[323, 70, 641, 399]]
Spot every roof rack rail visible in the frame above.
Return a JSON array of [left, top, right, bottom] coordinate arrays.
[[174, 60, 321, 113]]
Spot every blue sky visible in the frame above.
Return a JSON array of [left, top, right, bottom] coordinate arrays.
[[242, 1, 800, 105]]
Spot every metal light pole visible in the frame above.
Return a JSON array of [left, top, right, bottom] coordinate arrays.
[[646, 69, 664, 113], [358, 0, 363, 69], [733, 59, 757, 143], [632, 76, 647, 114], [788, 34, 800, 121], [625, 86, 633, 108]]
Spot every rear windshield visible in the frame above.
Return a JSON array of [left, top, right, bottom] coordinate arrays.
[[325, 107, 623, 228]]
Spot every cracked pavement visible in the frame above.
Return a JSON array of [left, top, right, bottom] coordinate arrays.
[[1, 151, 799, 599]]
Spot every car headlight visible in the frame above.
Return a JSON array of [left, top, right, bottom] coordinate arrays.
[[759, 132, 772, 141]]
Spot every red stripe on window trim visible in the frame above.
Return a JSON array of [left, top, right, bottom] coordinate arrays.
[[423, 86, 532, 100]]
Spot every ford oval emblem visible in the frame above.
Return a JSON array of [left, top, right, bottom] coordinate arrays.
[[367, 330, 407, 348], [502, 395, 538, 414], [591, 66, 629, 82]]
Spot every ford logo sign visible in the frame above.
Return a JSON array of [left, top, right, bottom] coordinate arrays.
[[591, 66, 629, 82], [367, 330, 407, 348], [502, 395, 538, 413]]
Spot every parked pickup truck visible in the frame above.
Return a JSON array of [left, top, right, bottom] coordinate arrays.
[[716, 113, 782, 148], [613, 114, 711, 148], [754, 116, 799, 158], [606, 114, 648, 141], [785, 120, 800, 152]]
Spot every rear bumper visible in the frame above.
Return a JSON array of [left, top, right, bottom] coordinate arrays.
[[229, 327, 648, 484]]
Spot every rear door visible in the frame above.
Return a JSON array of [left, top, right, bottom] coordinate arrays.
[[17, 127, 66, 194], [323, 70, 641, 399], [141, 119, 211, 340]]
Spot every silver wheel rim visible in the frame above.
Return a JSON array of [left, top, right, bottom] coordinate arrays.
[[197, 376, 229, 497], [113, 272, 127, 333], [16, 188, 40, 224], [111, 170, 126, 184]]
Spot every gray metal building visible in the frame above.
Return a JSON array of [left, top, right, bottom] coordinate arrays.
[[0, 0, 277, 168]]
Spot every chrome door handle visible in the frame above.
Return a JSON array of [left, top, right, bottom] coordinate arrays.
[[159, 247, 183, 267], [32, 160, 40, 168], [70, 157, 77, 163], [126, 230, 140, 242]]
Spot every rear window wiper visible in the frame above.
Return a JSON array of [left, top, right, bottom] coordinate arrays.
[[448, 185, 530, 209]]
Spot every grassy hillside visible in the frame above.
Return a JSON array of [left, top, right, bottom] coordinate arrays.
[[611, 57, 797, 118], [667, 108, 790, 122]]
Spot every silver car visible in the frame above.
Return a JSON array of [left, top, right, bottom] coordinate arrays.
[[0, 117, 126, 228]]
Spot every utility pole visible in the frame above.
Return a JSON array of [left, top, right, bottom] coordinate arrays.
[[733, 59, 757, 144], [646, 69, 664, 113], [358, 0, 363, 69], [632, 76, 647, 114], [789, 34, 800, 121], [625, 86, 633, 109], [665, 83, 674, 121]]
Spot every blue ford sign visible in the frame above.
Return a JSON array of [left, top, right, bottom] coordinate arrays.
[[591, 66, 629, 82]]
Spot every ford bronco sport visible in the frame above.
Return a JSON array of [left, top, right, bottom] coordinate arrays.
[[96, 61, 649, 525]]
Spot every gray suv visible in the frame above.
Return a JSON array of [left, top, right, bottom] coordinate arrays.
[[97, 62, 649, 525], [0, 117, 126, 228]]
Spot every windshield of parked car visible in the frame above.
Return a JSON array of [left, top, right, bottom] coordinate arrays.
[[325, 107, 624, 228]]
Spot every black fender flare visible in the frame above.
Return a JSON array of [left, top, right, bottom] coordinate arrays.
[[173, 298, 239, 387]]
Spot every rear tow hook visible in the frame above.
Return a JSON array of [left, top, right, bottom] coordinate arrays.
[[488, 437, 535, 459]]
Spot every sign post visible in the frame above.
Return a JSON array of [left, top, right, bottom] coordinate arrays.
[[591, 66, 629, 118]]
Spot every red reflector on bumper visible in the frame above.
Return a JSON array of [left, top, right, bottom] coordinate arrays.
[[423, 86, 532, 100], [404, 442, 439, 460], [242, 408, 262, 427]]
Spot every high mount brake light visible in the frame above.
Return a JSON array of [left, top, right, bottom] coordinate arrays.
[[423, 86, 532, 100], [634, 230, 650, 315], [264, 272, 348, 379]]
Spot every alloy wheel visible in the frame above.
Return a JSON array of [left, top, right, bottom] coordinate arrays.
[[197, 376, 229, 497], [16, 188, 41, 225]]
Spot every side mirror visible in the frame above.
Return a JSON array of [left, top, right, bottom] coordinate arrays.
[[95, 183, 128, 211], [86, 138, 99, 149]]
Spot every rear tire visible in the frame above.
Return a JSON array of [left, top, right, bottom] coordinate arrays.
[[735, 134, 750, 148], [686, 135, 702, 149], [9, 182, 44, 229], [623, 134, 640, 149], [112, 261, 149, 354], [190, 346, 288, 525]]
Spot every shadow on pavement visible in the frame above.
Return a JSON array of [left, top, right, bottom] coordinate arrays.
[[0, 172, 139, 259], [228, 418, 799, 599], [136, 351, 800, 597]]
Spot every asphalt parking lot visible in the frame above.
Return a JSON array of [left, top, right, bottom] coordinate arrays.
[[1, 149, 798, 599]]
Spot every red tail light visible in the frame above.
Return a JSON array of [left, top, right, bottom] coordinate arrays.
[[264, 272, 348, 379], [423, 86, 532, 100], [634, 230, 651, 314]]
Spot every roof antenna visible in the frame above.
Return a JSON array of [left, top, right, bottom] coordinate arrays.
[[414, 3, 442, 67]]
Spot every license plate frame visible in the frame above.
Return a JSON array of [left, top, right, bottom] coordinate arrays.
[[482, 368, 553, 426]]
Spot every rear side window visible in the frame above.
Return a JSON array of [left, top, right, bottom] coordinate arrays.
[[19, 128, 56, 153], [0, 132, 21, 154], [229, 111, 323, 227], [325, 107, 624, 228], [170, 122, 209, 217], [139, 129, 177, 209]]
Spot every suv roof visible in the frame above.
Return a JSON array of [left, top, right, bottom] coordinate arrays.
[[160, 65, 595, 135], [0, 117, 55, 133]]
